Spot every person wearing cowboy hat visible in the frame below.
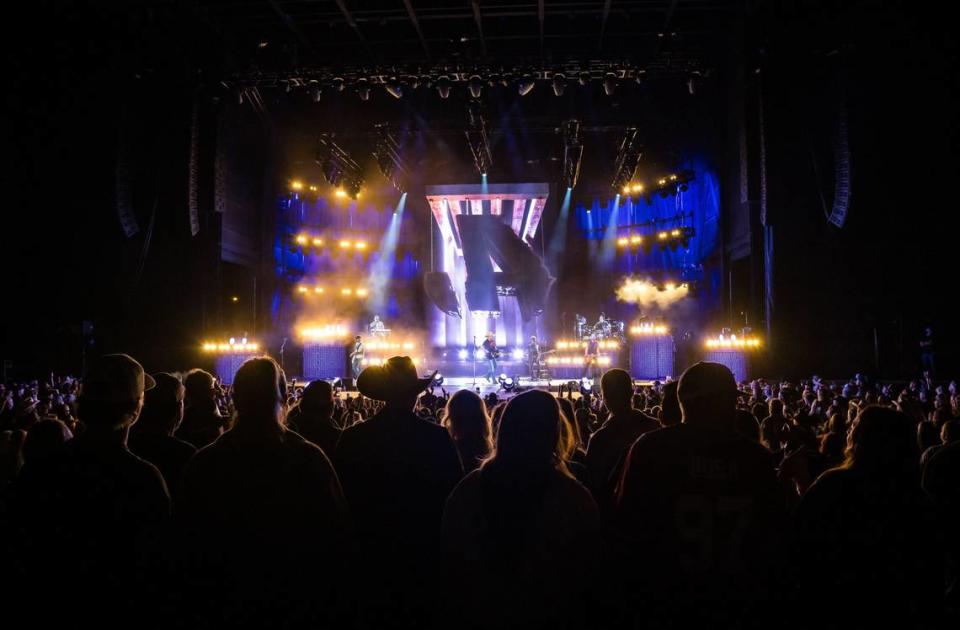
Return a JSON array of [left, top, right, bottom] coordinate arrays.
[[481, 332, 500, 384], [334, 356, 463, 627]]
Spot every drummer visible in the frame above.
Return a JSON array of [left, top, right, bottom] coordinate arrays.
[[595, 313, 612, 338]]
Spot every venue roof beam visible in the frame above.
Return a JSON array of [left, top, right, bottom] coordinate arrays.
[[402, 0, 431, 60], [266, 0, 312, 51], [471, 1, 488, 58], [538, 0, 545, 57], [333, 0, 376, 62], [598, 0, 613, 52]]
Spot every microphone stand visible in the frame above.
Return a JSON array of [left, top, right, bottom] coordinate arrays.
[[472, 336, 478, 389]]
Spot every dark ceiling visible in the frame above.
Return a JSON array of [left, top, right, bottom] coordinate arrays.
[[199, 0, 745, 71]]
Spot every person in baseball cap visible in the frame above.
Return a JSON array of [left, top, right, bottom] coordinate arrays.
[[79, 353, 155, 429], [677, 361, 738, 430]]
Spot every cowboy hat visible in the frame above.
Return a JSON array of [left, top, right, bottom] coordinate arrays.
[[356, 356, 437, 402]]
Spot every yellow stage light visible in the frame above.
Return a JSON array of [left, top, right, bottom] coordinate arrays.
[[341, 288, 352, 296], [314, 287, 324, 294], [297, 286, 308, 294], [670, 229, 680, 237], [617, 237, 629, 247], [312, 237, 323, 247], [622, 185, 631, 195], [339, 240, 351, 248], [355, 241, 367, 250], [631, 235, 643, 244], [295, 234, 308, 245], [290, 180, 304, 191], [334, 189, 347, 198], [356, 288, 369, 297], [658, 232, 668, 240], [632, 183, 643, 192]]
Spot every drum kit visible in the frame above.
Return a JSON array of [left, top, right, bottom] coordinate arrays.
[[575, 314, 626, 341]]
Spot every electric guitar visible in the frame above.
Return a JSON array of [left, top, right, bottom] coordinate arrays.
[[530, 348, 557, 362]]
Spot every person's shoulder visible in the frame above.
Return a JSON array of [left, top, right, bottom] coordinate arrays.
[[806, 466, 855, 494], [553, 469, 596, 503], [630, 423, 679, 450], [411, 412, 455, 440], [928, 439, 960, 464], [449, 468, 483, 498], [443, 469, 483, 520], [631, 409, 661, 430], [283, 429, 333, 459], [734, 433, 780, 461], [121, 448, 170, 493], [165, 434, 198, 456]]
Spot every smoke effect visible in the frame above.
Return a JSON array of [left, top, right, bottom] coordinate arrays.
[[615, 277, 689, 309]]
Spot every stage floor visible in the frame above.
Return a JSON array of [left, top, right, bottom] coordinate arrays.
[[332, 376, 657, 399]]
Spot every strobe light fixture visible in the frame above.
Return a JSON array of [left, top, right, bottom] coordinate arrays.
[[517, 74, 536, 96], [552, 73, 567, 96], [384, 77, 403, 99], [603, 72, 618, 96], [356, 77, 371, 101], [436, 75, 452, 99], [468, 75, 483, 98]]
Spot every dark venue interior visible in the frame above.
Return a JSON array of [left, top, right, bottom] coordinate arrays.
[[2, 1, 959, 629]]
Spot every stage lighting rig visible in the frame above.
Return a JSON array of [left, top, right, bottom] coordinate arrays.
[[465, 99, 492, 176], [620, 170, 696, 201], [373, 124, 409, 193], [316, 134, 364, 198], [611, 128, 643, 193], [616, 227, 695, 252], [562, 119, 583, 189]]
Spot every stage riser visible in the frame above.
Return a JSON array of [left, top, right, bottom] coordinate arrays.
[[213, 354, 259, 385], [629, 337, 676, 380], [703, 350, 751, 383]]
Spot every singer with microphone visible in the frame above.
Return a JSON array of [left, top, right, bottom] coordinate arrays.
[[481, 332, 499, 384]]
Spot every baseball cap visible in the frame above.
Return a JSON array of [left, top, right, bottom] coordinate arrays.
[[678, 361, 737, 403], [82, 354, 155, 403]]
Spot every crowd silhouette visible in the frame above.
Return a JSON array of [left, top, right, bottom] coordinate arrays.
[[1, 353, 958, 629]]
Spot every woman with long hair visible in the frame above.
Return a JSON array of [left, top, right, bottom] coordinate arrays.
[[441, 389, 600, 629], [441, 390, 492, 473]]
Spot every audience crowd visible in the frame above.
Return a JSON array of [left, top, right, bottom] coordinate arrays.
[[1, 355, 958, 629]]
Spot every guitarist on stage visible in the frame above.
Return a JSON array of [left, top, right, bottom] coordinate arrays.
[[350, 335, 364, 381], [527, 335, 543, 378], [582, 334, 600, 379], [482, 332, 500, 384]]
